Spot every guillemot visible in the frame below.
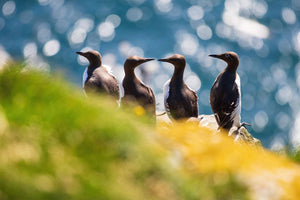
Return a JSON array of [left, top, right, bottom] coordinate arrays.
[[209, 52, 249, 131], [76, 50, 120, 100], [158, 54, 198, 120], [121, 56, 156, 116]]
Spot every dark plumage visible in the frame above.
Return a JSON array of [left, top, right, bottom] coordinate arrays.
[[76, 50, 120, 100], [121, 56, 156, 116], [158, 54, 198, 120], [209, 51, 242, 130]]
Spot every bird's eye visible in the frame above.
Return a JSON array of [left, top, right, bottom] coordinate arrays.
[[226, 54, 233, 61]]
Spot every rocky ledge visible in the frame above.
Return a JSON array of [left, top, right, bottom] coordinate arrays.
[[157, 113, 262, 147]]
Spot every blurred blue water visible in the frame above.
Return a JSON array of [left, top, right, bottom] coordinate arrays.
[[1, 0, 300, 148]]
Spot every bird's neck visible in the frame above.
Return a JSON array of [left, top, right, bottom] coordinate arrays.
[[86, 58, 101, 76], [171, 66, 184, 84], [222, 69, 237, 84], [87, 64, 100, 77], [124, 67, 138, 80], [225, 61, 238, 73], [124, 62, 136, 79]]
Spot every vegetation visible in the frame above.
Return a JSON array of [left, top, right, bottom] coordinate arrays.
[[0, 63, 299, 199]]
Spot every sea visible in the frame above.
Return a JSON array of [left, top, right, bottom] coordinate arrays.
[[1, 0, 300, 148]]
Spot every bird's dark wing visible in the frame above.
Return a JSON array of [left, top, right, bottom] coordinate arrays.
[[166, 85, 198, 119], [210, 81, 239, 130], [107, 75, 120, 100], [141, 82, 155, 101], [181, 85, 199, 118], [131, 82, 156, 116], [84, 77, 104, 94], [84, 68, 120, 101], [101, 67, 120, 100], [166, 95, 184, 120], [189, 88, 199, 117]]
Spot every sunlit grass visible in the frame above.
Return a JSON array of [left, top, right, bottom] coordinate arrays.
[[0, 63, 299, 199]]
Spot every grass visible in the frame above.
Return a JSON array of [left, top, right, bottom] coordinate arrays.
[[0, 63, 299, 199]]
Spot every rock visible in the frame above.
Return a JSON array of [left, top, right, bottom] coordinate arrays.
[[229, 126, 262, 146], [156, 111, 172, 125], [198, 114, 262, 147], [157, 112, 262, 147], [198, 114, 219, 130]]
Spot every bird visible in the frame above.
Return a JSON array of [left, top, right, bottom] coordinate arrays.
[[158, 54, 198, 120], [76, 50, 120, 101], [209, 51, 249, 131], [121, 55, 156, 116]]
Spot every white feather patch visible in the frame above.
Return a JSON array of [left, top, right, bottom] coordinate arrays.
[[186, 84, 197, 94], [163, 79, 171, 117], [82, 66, 88, 88], [102, 64, 113, 76], [231, 73, 241, 127]]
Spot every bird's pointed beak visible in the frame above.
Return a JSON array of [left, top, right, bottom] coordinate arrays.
[[158, 58, 169, 62], [144, 58, 155, 62], [209, 54, 220, 58], [76, 52, 86, 57], [140, 58, 154, 64]]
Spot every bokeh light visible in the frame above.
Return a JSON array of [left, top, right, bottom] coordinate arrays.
[[2, 1, 16, 16], [43, 39, 60, 57]]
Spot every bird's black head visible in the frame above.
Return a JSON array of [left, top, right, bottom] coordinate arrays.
[[158, 54, 186, 70], [124, 55, 154, 71], [209, 52, 239, 70], [76, 50, 102, 67]]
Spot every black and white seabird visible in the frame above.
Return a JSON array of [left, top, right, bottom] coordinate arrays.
[[209, 52, 248, 131], [76, 50, 120, 100], [158, 54, 199, 120], [121, 56, 156, 116]]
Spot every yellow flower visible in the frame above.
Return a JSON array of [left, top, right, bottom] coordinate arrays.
[[134, 105, 145, 116]]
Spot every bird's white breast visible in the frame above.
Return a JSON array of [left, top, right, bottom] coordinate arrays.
[[82, 66, 88, 88], [231, 73, 241, 127], [102, 64, 113, 76]]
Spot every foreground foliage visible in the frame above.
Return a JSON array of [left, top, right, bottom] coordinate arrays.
[[0, 64, 299, 199]]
